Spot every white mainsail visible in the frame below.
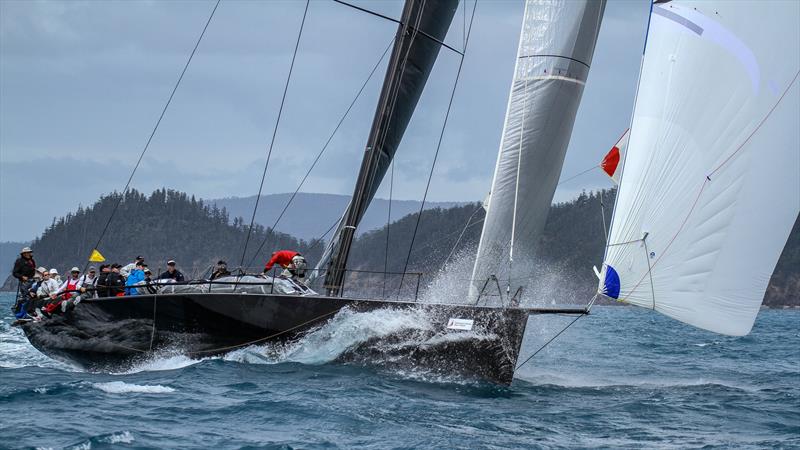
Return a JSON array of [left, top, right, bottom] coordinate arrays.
[[599, 1, 800, 336], [470, 0, 606, 301]]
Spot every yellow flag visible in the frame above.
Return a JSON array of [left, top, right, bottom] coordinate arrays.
[[89, 249, 106, 262]]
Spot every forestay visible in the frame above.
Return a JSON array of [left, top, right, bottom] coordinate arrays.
[[599, 1, 800, 336], [470, 0, 605, 300]]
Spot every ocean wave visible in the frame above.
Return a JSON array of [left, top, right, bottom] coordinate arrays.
[[0, 318, 79, 371], [102, 431, 135, 444], [92, 381, 175, 394], [225, 306, 437, 365], [114, 352, 211, 375], [514, 370, 756, 392]]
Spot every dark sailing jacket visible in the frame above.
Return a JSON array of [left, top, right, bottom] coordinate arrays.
[[158, 269, 185, 282], [96, 272, 110, 298], [105, 272, 126, 296], [12, 256, 36, 280]]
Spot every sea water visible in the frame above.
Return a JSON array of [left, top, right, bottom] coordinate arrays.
[[0, 292, 797, 449]]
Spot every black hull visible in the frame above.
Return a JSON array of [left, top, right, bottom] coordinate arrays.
[[20, 293, 534, 384]]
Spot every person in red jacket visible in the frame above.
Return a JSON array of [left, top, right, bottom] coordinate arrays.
[[263, 250, 307, 284]]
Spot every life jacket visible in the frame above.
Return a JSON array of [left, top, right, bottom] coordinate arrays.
[[63, 278, 78, 300]]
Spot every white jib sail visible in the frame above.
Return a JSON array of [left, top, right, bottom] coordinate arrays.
[[470, 0, 606, 301], [600, 1, 800, 336]]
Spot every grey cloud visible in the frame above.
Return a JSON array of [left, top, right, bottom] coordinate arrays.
[[1, 0, 651, 242]]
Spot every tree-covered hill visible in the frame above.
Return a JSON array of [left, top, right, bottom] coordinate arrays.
[[3, 188, 797, 308], [17, 189, 322, 279]]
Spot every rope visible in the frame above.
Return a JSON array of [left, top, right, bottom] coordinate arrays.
[[245, 37, 395, 267], [514, 294, 597, 371], [84, 0, 221, 273], [398, 0, 478, 293], [332, 0, 464, 56], [187, 306, 344, 355], [239, 0, 310, 267], [441, 203, 484, 268], [556, 164, 600, 186], [149, 289, 158, 351], [599, 191, 608, 246]]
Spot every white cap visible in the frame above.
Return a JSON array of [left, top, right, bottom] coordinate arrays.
[[70, 267, 80, 273], [37, 267, 47, 273], [49, 268, 59, 274], [21, 247, 32, 253]]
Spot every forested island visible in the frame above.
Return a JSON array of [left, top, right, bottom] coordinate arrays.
[[2, 188, 797, 307]]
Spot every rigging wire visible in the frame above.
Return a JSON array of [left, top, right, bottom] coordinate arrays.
[[239, 0, 310, 268], [397, 0, 478, 295], [83, 0, 221, 273], [557, 163, 599, 186], [382, 160, 395, 297], [245, 37, 394, 268], [332, 0, 464, 56], [319, 0, 425, 285], [441, 203, 484, 268], [514, 294, 598, 371]]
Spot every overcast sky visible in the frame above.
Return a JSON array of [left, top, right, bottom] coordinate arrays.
[[0, 0, 650, 242]]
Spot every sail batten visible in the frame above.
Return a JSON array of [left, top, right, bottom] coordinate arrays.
[[600, 1, 800, 336], [470, 0, 606, 301]]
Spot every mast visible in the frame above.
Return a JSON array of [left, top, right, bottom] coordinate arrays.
[[322, 0, 459, 295], [469, 0, 606, 302]]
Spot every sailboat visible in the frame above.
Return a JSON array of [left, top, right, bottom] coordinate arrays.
[[19, 0, 605, 384], [597, 0, 799, 336], [20, 0, 796, 384]]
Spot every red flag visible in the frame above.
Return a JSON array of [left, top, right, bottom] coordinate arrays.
[[601, 129, 630, 184]]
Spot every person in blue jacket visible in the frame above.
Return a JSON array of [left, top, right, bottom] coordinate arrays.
[[124, 261, 146, 296]]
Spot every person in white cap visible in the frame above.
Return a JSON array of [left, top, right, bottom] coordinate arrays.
[[48, 268, 62, 285], [36, 269, 60, 298], [157, 260, 185, 282], [79, 266, 98, 298], [53, 267, 84, 300]]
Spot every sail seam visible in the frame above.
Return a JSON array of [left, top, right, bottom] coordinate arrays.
[[518, 54, 590, 69], [526, 75, 586, 85]]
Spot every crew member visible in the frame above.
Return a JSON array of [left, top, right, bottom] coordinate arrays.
[[210, 260, 231, 280], [120, 255, 145, 279], [12, 247, 36, 305], [263, 250, 307, 284], [106, 264, 126, 296], [96, 265, 111, 298], [158, 260, 185, 282], [125, 261, 146, 295]]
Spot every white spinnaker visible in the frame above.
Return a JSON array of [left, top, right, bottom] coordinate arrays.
[[600, 1, 800, 336], [470, 0, 605, 301]]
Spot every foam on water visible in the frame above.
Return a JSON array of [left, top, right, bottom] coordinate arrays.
[[226, 306, 437, 365], [115, 352, 210, 375], [92, 381, 175, 394], [0, 313, 78, 371], [2, 293, 798, 448]]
